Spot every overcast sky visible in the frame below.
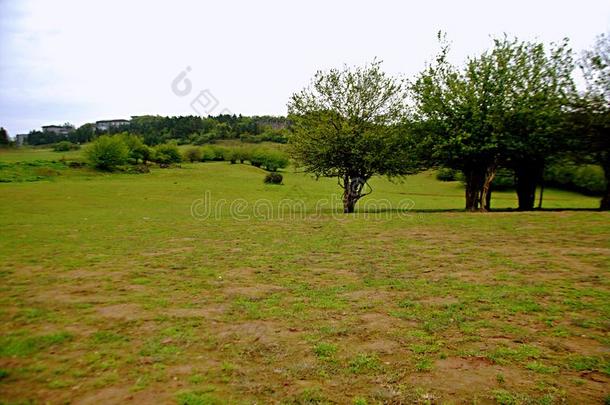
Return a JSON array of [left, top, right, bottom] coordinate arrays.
[[0, 0, 609, 135]]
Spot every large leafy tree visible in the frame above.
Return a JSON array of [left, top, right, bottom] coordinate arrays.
[[0, 127, 9, 145], [575, 33, 610, 210], [500, 39, 574, 210], [411, 35, 514, 211], [411, 35, 574, 211], [288, 60, 418, 213]]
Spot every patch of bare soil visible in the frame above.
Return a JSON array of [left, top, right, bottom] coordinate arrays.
[[406, 356, 529, 402], [96, 303, 147, 321], [222, 284, 285, 299], [165, 304, 227, 319], [74, 385, 174, 405], [140, 246, 193, 257]]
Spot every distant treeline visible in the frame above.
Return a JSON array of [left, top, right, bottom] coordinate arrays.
[[24, 115, 290, 146]]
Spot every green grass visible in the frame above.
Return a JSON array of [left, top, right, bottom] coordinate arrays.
[[0, 148, 608, 403]]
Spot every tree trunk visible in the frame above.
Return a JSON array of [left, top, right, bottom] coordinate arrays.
[[464, 169, 481, 211], [515, 163, 543, 211], [463, 166, 495, 212], [601, 163, 610, 211], [342, 175, 364, 214], [537, 180, 544, 210], [480, 165, 497, 212]]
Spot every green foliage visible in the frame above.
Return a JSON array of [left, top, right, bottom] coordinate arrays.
[[184, 147, 202, 163], [153, 143, 182, 165], [116, 133, 150, 164], [0, 127, 9, 145], [411, 34, 574, 210], [264, 172, 283, 184], [200, 146, 227, 162], [313, 342, 337, 359], [176, 390, 222, 405], [251, 148, 288, 171], [492, 168, 515, 190], [85, 135, 129, 170], [288, 59, 418, 212], [436, 168, 460, 181], [0, 160, 66, 182], [348, 353, 381, 374], [545, 162, 605, 195], [53, 141, 79, 152], [0, 331, 73, 357]]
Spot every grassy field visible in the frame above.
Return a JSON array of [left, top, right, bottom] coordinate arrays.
[[0, 148, 608, 404]]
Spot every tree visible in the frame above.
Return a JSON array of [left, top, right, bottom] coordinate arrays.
[[576, 32, 610, 210], [153, 143, 182, 165], [411, 35, 574, 211], [184, 147, 203, 162], [287, 60, 417, 213], [0, 127, 9, 145], [411, 35, 511, 211], [85, 135, 129, 170], [69, 123, 96, 144], [117, 133, 150, 164], [500, 39, 574, 210]]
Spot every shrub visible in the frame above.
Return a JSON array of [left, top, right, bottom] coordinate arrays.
[[201, 146, 222, 161], [53, 141, 79, 152], [545, 162, 605, 195], [491, 168, 515, 190], [262, 150, 289, 171], [153, 143, 182, 165], [183, 147, 202, 163], [264, 172, 283, 184], [249, 148, 289, 171], [234, 147, 250, 163], [436, 168, 458, 181], [117, 133, 149, 164], [250, 149, 265, 167], [85, 135, 128, 170]]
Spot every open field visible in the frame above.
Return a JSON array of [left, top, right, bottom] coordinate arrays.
[[0, 151, 608, 404]]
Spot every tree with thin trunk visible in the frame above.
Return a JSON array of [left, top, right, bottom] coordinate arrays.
[[287, 60, 419, 213]]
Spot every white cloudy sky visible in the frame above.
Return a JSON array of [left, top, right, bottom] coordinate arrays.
[[0, 0, 609, 135]]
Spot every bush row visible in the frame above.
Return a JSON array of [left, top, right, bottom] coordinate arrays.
[[85, 134, 289, 172], [85, 134, 180, 170], [183, 145, 289, 171]]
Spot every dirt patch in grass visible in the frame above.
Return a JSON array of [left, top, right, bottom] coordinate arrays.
[[97, 303, 147, 320]]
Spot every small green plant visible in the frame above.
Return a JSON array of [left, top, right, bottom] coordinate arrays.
[[348, 353, 380, 374], [414, 356, 433, 372], [176, 389, 222, 405], [0, 331, 73, 357], [526, 361, 558, 374], [264, 172, 283, 184], [314, 342, 337, 359]]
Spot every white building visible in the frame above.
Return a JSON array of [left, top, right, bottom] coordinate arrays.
[[15, 134, 28, 146], [42, 124, 74, 135], [95, 119, 130, 132]]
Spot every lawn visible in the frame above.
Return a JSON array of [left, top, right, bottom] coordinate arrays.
[[0, 150, 608, 404]]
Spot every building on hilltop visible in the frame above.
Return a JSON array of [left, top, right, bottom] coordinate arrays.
[[42, 124, 75, 135], [95, 119, 130, 132], [15, 134, 28, 146]]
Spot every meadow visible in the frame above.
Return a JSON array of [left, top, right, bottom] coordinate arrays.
[[0, 148, 608, 404]]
